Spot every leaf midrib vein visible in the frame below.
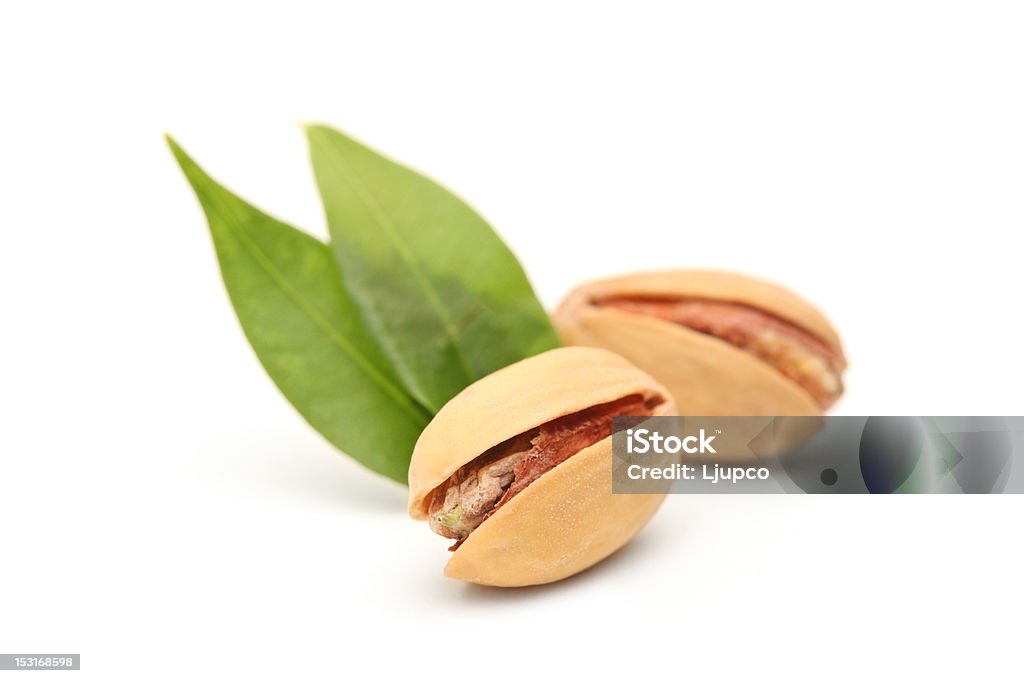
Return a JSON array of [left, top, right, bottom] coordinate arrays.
[[326, 146, 477, 388]]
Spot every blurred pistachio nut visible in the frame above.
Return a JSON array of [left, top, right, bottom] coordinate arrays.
[[553, 271, 846, 415], [408, 347, 675, 587]]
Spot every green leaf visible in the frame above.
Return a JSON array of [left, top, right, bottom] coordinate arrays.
[[167, 136, 430, 483], [306, 125, 560, 413]]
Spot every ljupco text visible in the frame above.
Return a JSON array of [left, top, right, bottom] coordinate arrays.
[[626, 463, 771, 484]]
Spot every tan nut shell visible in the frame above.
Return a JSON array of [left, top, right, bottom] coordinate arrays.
[[408, 347, 675, 587], [553, 270, 845, 416]]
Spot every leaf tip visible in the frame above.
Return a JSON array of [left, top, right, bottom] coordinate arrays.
[[164, 132, 181, 155], [164, 135, 215, 193], [302, 121, 335, 142], [164, 133, 194, 170]]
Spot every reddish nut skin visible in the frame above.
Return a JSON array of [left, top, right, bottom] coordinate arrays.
[[408, 347, 675, 587], [553, 270, 846, 416]]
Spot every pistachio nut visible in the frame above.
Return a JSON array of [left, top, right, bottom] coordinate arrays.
[[408, 347, 675, 587], [553, 271, 846, 415]]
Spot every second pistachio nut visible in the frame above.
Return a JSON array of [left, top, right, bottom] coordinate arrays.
[[553, 270, 846, 415]]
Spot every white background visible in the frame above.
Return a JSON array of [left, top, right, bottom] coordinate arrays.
[[2, 2, 1022, 680]]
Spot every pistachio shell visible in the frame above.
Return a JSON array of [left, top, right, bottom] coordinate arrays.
[[558, 270, 842, 351], [407, 346, 675, 586], [409, 346, 672, 518], [445, 437, 664, 587], [553, 270, 844, 415]]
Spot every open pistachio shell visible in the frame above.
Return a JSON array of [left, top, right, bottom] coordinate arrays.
[[553, 270, 846, 415], [408, 347, 675, 587]]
